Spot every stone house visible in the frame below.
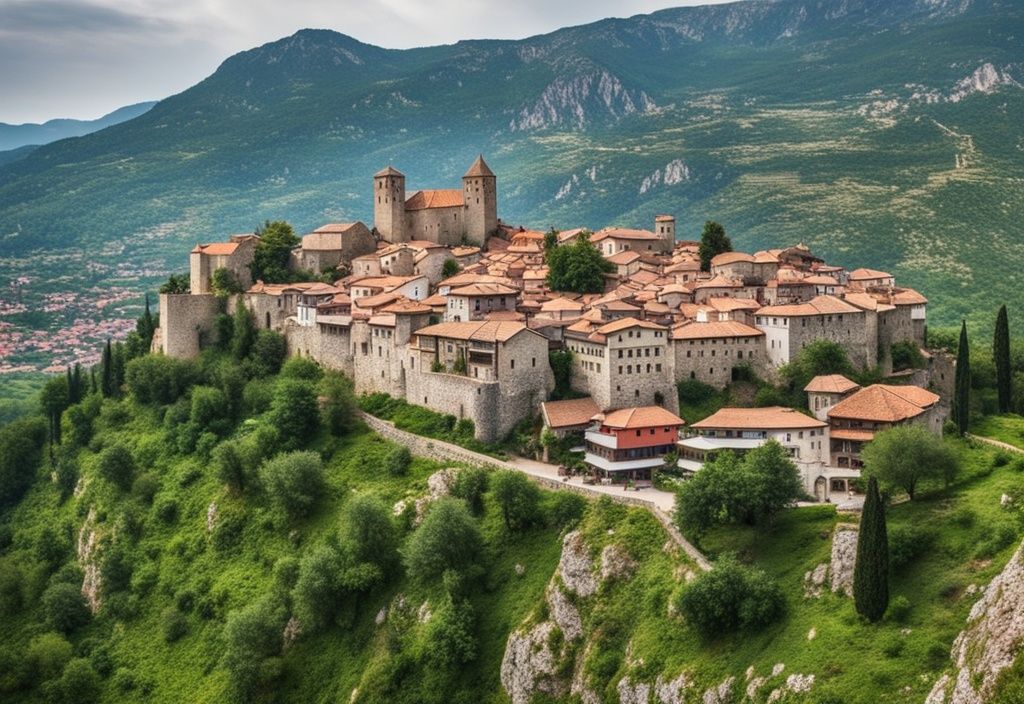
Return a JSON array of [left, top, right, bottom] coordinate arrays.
[[540, 397, 600, 439], [584, 406, 685, 484], [444, 283, 519, 322], [293, 222, 375, 274], [669, 320, 765, 388], [804, 374, 861, 422], [565, 317, 677, 414], [590, 225, 671, 256], [189, 234, 258, 294], [848, 268, 895, 289], [755, 295, 874, 369], [351, 244, 417, 278]]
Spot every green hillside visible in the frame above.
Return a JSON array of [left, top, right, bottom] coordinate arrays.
[[1, 0, 1023, 374]]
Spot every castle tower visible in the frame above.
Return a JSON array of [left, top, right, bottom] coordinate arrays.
[[374, 165, 407, 243], [462, 155, 497, 246], [655, 214, 676, 248]]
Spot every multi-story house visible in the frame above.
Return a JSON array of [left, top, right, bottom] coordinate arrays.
[[584, 406, 685, 484]]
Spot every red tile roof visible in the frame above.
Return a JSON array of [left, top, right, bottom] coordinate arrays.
[[804, 375, 860, 394], [827, 384, 939, 423], [692, 406, 826, 430], [542, 397, 601, 430], [598, 406, 685, 429], [405, 189, 464, 210]]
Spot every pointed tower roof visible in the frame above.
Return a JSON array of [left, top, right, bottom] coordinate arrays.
[[374, 165, 404, 178], [463, 155, 494, 178]]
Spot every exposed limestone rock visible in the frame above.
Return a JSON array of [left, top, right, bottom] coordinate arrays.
[[617, 676, 651, 704], [283, 616, 302, 649], [547, 585, 582, 641], [559, 531, 598, 597], [570, 640, 600, 704], [805, 524, 858, 598], [427, 468, 458, 498], [702, 675, 734, 704], [1000, 493, 1013, 507], [500, 621, 566, 704], [925, 540, 1024, 704], [600, 543, 637, 582], [829, 525, 858, 596], [206, 501, 218, 533], [391, 498, 408, 517], [654, 673, 690, 704], [746, 675, 767, 699], [515, 563, 526, 577], [77, 508, 102, 613], [374, 607, 386, 625], [417, 601, 432, 623], [807, 627, 817, 640], [772, 663, 785, 677], [767, 673, 815, 703], [73, 475, 88, 498]]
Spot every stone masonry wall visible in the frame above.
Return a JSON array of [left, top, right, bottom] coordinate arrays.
[[160, 293, 222, 358], [670, 335, 766, 390]]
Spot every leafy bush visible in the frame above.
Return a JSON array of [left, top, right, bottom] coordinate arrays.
[[546, 491, 587, 531], [162, 606, 188, 643], [24, 633, 73, 682], [42, 658, 101, 704], [385, 446, 412, 477], [98, 443, 135, 491], [222, 595, 288, 700], [404, 498, 484, 584], [0, 416, 47, 507], [862, 425, 960, 500], [451, 468, 489, 516], [675, 557, 785, 638], [259, 451, 325, 520], [124, 355, 197, 405], [281, 356, 322, 381], [426, 594, 477, 667], [42, 583, 90, 633], [887, 595, 912, 623], [974, 521, 1017, 559], [131, 473, 159, 504], [154, 496, 178, 523], [319, 372, 356, 436], [247, 330, 287, 378], [269, 379, 320, 449], [491, 470, 542, 531], [888, 524, 935, 570]]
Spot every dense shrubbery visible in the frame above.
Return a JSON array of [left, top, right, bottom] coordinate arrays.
[[358, 392, 501, 456], [404, 498, 484, 584], [259, 451, 326, 520], [675, 557, 785, 637]]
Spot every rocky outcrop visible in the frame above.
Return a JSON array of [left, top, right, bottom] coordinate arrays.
[[804, 523, 858, 598], [925, 540, 1024, 704], [501, 621, 566, 704], [509, 66, 656, 131], [392, 468, 458, 525], [559, 531, 599, 597], [702, 675, 735, 704], [77, 508, 101, 613], [547, 583, 582, 641], [601, 543, 637, 582]]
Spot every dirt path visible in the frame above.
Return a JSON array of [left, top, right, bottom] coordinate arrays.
[[967, 433, 1024, 454]]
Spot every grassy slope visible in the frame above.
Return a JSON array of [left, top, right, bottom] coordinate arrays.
[[971, 413, 1024, 450]]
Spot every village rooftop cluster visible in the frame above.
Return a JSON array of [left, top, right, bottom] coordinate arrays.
[[158, 156, 949, 502]]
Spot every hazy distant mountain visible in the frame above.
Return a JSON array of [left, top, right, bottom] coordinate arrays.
[[0, 0, 1022, 352], [0, 101, 157, 152]]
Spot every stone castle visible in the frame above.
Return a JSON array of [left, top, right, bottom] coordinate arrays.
[[156, 156, 951, 500]]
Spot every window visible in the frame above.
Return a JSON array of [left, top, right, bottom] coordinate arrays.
[[532, 357, 536, 367], [510, 359, 515, 369]]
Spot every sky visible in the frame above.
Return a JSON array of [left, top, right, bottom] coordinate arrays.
[[0, 0, 737, 125]]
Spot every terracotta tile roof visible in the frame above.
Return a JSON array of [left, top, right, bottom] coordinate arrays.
[[655, 214, 675, 222], [804, 275, 840, 285], [694, 275, 744, 290], [351, 275, 423, 290], [598, 406, 685, 429], [451, 246, 481, 257], [484, 310, 525, 321], [892, 288, 928, 305], [830, 428, 876, 442], [463, 155, 495, 178], [849, 268, 893, 280], [421, 294, 448, 306], [828, 384, 940, 423], [844, 292, 896, 312], [356, 291, 405, 310], [607, 251, 641, 265], [448, 283, 519, 297], [405, 189, 464, 210], [591, 228, 660, 242], [691, 406, 826, 430], [541, 397, 601, 430], [707, 297, 760, 311], [192, 241, 239, 255], [804, 374, 860, 394], [440, 273, 514, 288], [313, 222, 361, 234], [596, 317, 667, 335], [368, 314, 396, 327], [752, 251, 781, 263], [756, 295, 862, 317], [541, 297, 585, 312], [382, 299, 432, 315], [374, 165, 404, 178], [414, 320, 531, 343], [671, 321, 763, 340], [710, 252, 755, 266]]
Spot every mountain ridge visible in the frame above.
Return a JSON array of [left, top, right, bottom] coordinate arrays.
[[0, 101, 157, 152]]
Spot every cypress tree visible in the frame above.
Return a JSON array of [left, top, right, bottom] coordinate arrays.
[[232, 299, 256, 360], [853, 475, 889, 622], [73, 364, 83, 403], [995, 305, 1011, 414], [101, 339, 114, 398], [953, 321, 971, 435]]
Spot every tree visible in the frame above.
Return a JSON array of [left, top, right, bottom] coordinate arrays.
[[491, 470, 541, 531], [340, 495, 398, 569], [545, 233, 613, 293], [426, 593, 477, 667], [674, 441, 802, 539], [853, 475, 889, 622], [995, 305, 1012, 414], [251, 220, 299, 283], [159, 273, 190, 294], [42, 582, 91, 633], [441, 258, 461, 278], [222, 595, 288, 700], [269, 379, 320, 448], [404, 498, 484, 584], [319, 372, 356, 435], [953, 320, 971, 435], [41, 657, 101, 704], [259, 451, 325, 519], [125, 354, 197, 405], [100, 339, 114, 397], [698, 220, 732, 271], [0, 417, 47, 506], [549, 349, 574, 400], [675, 556, 785, 638], [385, 445, 411, 476], [452, 467, 489, 516], [248, 330, 287, 377], [543, 228, 558, 252], [862, 424, 958, 499], [40, 374, 69, 445], [211, 267, 244, 297], [232, 299, 256, 360], [780, 340, 855, 391], [98, 443, 135, 491]]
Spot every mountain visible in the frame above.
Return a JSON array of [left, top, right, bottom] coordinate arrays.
[[1, 0, 1023, 376], [0, 145, 38, 168], [0, 101, 157, 152]]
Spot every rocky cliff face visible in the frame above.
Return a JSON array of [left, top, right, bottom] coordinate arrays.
[[925, 539, 1024, 704]]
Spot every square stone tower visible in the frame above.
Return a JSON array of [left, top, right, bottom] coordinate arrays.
[[462, 155, 497, 246], [374, 165, 407, 243], [655, 214, 676, 248]]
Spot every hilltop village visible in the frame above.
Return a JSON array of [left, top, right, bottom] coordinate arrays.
[[158, 156, 949, 503]]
